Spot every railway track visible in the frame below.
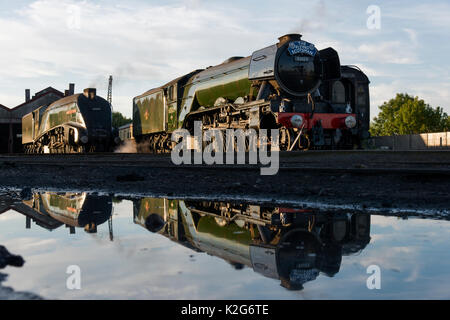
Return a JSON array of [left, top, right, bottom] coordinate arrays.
[[1, 150, 449, 175], [0, 150, 448, 215]]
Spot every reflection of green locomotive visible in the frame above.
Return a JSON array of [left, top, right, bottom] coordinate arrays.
[[22, 88, 115, 153], [21, 192, 112, 234], [133, 198, 371, 290]]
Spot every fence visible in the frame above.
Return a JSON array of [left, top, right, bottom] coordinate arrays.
[[370, 132, 450, 150]]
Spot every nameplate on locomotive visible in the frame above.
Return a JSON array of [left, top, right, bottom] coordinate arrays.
[[288, 40, 317, 57]]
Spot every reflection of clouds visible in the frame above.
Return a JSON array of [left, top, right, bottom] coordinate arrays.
[[0, 210, 24, 222], [3, 218, 291, 299], [357, 246, 420, 274], [371, 216, 403, 229], [19, 238, 59, 250], [2, 203, 450, 299], [7, 237, 293, 299], [405, 266, 420, 283]]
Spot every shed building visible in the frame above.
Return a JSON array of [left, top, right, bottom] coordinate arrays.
[[0, 84, 74, 153]]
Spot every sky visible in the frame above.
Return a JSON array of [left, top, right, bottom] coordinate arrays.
[[0, 0, 449, 120]]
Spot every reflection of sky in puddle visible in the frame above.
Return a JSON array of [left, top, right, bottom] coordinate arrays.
[[0, 193, 449, 300]]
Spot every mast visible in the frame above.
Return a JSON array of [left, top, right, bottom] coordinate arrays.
[[107, 75, 113, 111]]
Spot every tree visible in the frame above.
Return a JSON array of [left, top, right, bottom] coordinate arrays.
[[112, 111, 132, 129], [370, 93, 449, 136]]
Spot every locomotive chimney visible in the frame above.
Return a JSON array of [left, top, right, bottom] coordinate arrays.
[[25, 89, 30, 102], [278, 34, 302, 46], [69, 83, 75, 95], [83, 88, 97, 99]]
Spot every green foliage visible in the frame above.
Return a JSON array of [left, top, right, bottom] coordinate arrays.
[[112, 197, 123, 204], [370, 93, 449, 136], [112, 111, 132, 129]]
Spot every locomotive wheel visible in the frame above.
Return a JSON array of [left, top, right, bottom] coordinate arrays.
[[245, 130, 258, 153], [298, 134, 311, 150], [204, 129, 227, 153], [158, 134, 170, 153], [279, 127, 292, 151], [226, 130, 251, 153], [258, 130, 271, 151], [152, 134, 160, 153], [161, 134, 172, 153]]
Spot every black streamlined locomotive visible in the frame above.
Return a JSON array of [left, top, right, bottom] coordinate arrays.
[[22, 88, 117, 153]]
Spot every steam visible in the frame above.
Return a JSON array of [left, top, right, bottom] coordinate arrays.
[[88, 62, 138, 90], [114, 139, 137, 153], [288, 0, 327, 34]]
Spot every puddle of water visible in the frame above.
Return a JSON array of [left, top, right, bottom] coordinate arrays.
[[0, 191, 449, 299]]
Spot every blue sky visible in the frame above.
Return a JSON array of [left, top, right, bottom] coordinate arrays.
[[0, 0, 449, 120]]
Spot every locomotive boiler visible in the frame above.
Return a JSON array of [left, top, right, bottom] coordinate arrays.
[[22, 88, 116, 153], [133, 34, 370, 152]]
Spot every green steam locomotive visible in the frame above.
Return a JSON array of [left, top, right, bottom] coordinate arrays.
[[133, 34, 370, 152]]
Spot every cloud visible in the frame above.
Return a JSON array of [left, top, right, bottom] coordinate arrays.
[[403, 28, 418, 46], [357, 41, 419, 65], [288, 0, 328, 34], [0, 0, 269, 115], [385, 2, 450, 29], [370, 80, 450, 120], [0, 0, 448, 119]]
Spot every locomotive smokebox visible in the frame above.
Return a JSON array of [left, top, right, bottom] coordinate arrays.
[[84, 88, 97, 100]]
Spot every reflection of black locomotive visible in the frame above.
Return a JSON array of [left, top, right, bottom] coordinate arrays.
[[17, 192, 112, 234], [133, 198, 371, 290]]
